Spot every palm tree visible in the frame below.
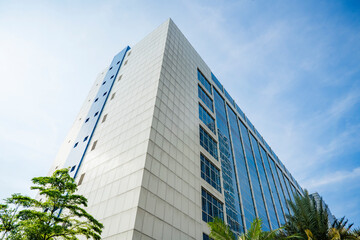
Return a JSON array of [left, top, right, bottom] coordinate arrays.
[[207, 217, 236, 240], [284, 190, 356, 240], [352, 228, 360, 239], [208, 217, 290, 240], [238, 218, 287, 240], [331, 217, 356, 240]]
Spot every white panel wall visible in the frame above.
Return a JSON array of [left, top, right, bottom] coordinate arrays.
[[133, 20, 225, 240], [64, 20, 169, 239], [50, 19, 225, 239]]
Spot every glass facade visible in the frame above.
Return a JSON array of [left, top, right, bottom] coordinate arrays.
[[202, 188, 224, 223], [200, 127, 218, 160], [198, 85, 214, 112], [250, 134, 279, 229], [213, 90, 243, 233], [201, 154, 222, 193], [198, 70, 212, 94], [197, 68, 303, 235], [239, 122, 271, 231], [227, 106, 256, 229], [199, 104, 216, 134], [203, 233, 213, 240], [260, 146, 286, 225]]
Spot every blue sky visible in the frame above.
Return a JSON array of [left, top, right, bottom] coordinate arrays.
[[0, 0, 359, 227]]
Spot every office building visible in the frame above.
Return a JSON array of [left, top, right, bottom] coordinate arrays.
[[49, 19, 305, 239], [310, 192, 336, 225]]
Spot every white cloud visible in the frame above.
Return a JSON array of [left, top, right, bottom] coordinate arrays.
[[304, 167, 360, 189]]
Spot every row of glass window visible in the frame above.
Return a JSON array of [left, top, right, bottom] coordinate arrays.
[[200, 126, 218, 160], [198, 68, 301, 235], [198, 85, 214, 112], [199, 104, 216, 134], [198, 70, 212, 94], [202, 188, 224, 223], [213, 89, 243, 233], [199, 70, 300, 197], [201, 154, 221, 193]]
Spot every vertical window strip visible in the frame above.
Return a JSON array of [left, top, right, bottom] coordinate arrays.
[[211, 72, 223, 92], [197, 70, 212, 94], [199, 104, 216, 134], [269, 158, 290, 215], [200, 127, 218, 160], [201, 154, 221, 193], [250, 134, 279, 229], [201, 188, 224, 223], [227, 106, 256, 229], [213, 90, 243, 233], [260, 146, 286, 225], [198, 86, 214, 112]]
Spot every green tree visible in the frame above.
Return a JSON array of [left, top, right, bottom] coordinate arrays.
[[238, 218, 288, 240], [208, 217, 294, 240], [0, 200, 20, 239], [352, 228, 360, 239], [0, 168, 103, 240], [284, 190, 355, 240], [208, 217, 236, 240]]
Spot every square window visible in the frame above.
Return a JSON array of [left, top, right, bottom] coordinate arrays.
[[118, 75, 122, 81], [124, 60, 128, 65], [91, 140, 97, 151], [94, 98, 98, 102], [111, 92, 116, 100], [103, 92, 107, 96], [102, 81, 106, 85], [110, 75, 114, 79], [127, 51, 131, 56], [83, 136, 88, 142], [117, 61, 120, 65], [70, 165, 76, 172], [102, 114, 107, 123], [78, 173, 85, 186], [109, 66, 113, 70], [85, 118, 89, 123], [94, 112, 99, 117], [73, 142, 78, 148]]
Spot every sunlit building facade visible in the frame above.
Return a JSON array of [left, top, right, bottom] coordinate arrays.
[[49, 19, 305, 239]]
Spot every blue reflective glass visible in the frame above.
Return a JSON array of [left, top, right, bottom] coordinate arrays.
[[198, 70, 212, 94], [260, 146, 286, 225], [250, 134, 279, 229], [203, 233, 213, 240], [201, 154, 221, 193], [202, 188, 224, 223], [214, 90, 243, 233], [268, 158, 290, 216], [224, 89, 235, 106], [239, 121, 270, 231], [199, 104, 216, 134], [62, 46, 130, 179], [235, 103, 246, 119], [276, 167, 291, 203], [227, 106, 256, 229], [211, 72, 223, 91], [200, 127, 218, 160], [282, 174, 295, 204], [245, 116, 255, 132], [198, 86, 214, 112]]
